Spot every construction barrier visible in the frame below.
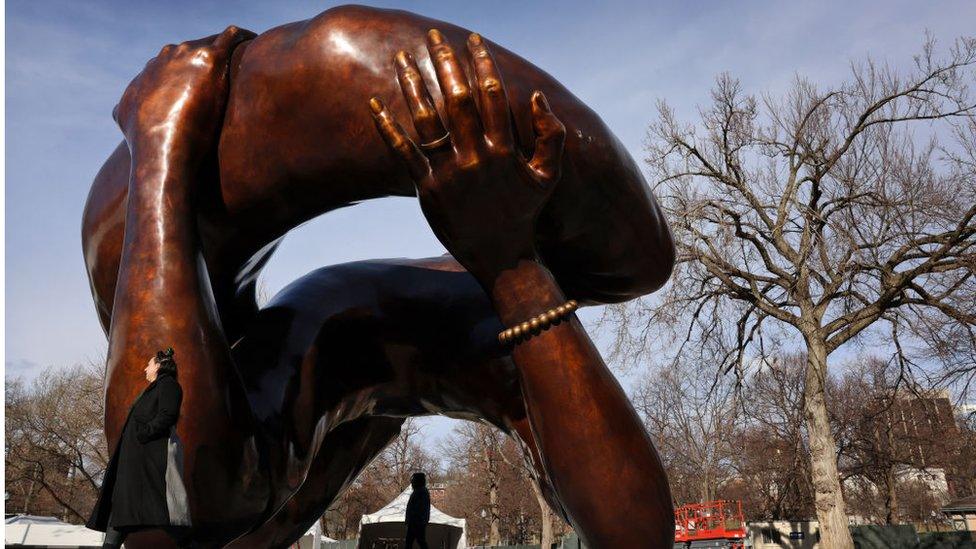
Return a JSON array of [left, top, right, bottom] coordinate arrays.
[[917, 530, 976, 549], [851, 525, 920, 548]]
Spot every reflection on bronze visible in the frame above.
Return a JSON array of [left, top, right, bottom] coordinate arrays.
[[81, 6, 676, 548]]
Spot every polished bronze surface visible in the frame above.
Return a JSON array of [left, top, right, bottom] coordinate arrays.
[[82, 6, 675, 548]]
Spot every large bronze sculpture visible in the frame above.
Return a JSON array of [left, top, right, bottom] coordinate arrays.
[[81, 6, 676, 548]]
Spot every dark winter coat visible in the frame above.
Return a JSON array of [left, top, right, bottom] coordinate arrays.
[[86, 372, 191, 531], [405, 487, 431, 526]]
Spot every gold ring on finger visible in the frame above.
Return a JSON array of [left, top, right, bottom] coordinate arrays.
[[420, 132, 451, 151]]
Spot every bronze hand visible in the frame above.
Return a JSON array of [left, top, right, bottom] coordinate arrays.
[[114, 25, 253, 167], [368, 28, 674, 549], [369, 29, 565, 290]]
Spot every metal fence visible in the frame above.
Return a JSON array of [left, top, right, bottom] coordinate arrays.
[[917, 530, 976, 549], [851, 525, 976, 549], [558, 533, 585, 549]]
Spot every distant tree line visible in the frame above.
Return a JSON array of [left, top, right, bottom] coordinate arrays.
[[6, 354, 974, 544], [632, 352, 976, 529], [5, 362, 108, 522]]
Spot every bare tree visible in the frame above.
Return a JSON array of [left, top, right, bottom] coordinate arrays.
[[833, 357, 907, 525], [952, 413, 976, 497], [438, 420, 566, 546], [5, 362, 108, 522], [323, 418, 436, 539], [604, 36, 976, 548], [733, 354, 815, 520], [495, 433, 566, 549], [441, 421, 505, 545], [372, 418, 438, 491], [527, 470, 559, 549], [834, 356, 960, 526], [634, 359, 740, 506]]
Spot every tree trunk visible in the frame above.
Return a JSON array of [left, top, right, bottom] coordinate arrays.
[[489, 479, 501, 545], [484, 448, 501, 546], [884, 465, 899, 525], [23, 479, 35, 514], [530, 477, 555, 549], [804, 338, 855, 549], [884, 419, 899, 525], [701, 467, 712, 503]]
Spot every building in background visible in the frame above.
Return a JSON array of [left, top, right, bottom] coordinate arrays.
[[942, 496, 976, 532]]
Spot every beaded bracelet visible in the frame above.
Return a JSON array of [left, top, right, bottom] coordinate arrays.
[[498, 300, 578, 345]]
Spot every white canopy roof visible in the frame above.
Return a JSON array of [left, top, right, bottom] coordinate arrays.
[[360, 487, 465, 530], [4, 515, 104, 547], [359, 487, 466, 549], [5, 515, 66, 525]]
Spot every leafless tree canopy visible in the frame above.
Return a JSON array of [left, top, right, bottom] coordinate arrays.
[[635, 354, 814, 522], [5, 363, 108, 522], [833, 357, 963, 526], [731, 354, 816, 520], [602, 35, 975, 548], [635, 359, 739, 505], [438, 421, 568, 547], [322, 418, 437, 539], [607, 35, 976, 378]]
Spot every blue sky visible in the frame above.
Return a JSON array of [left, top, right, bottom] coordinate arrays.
[[6, 0, 976, 445]]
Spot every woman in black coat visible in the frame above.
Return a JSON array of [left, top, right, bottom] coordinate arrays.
[[87, 348, 191, 548]]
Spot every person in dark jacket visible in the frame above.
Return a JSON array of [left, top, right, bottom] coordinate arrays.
[[404, 472, 431, 549], [87, 348, 190, 548]]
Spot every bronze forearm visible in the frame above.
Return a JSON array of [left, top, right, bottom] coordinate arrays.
[[491, 261, 675, 547]]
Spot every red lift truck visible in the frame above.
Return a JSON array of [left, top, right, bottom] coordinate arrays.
[[674, 500, 750, 548]]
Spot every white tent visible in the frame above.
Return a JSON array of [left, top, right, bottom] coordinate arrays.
[[291, 520, 339, 549], [5, 515, 104, 547], [357, 487, 466, 549]]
